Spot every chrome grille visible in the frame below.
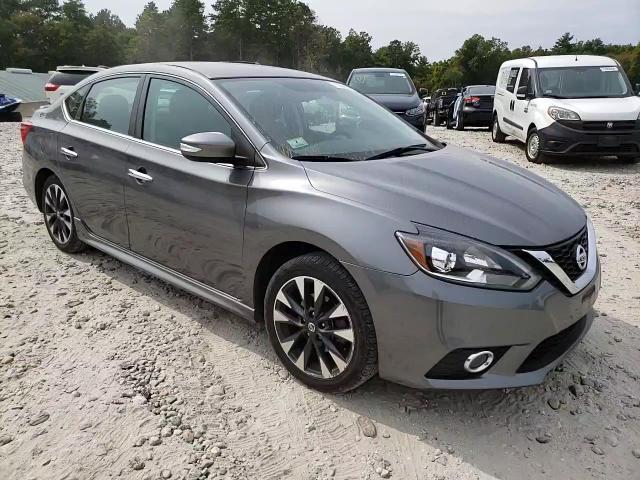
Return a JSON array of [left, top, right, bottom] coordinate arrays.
[[545, 228, 588, 282]]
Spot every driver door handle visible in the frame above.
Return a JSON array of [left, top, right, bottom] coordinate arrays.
[[60, 146, 78, 158], [128, 168, 153, 184]]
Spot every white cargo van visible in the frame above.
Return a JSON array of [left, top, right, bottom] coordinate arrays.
[[492, 55, 640, 163]]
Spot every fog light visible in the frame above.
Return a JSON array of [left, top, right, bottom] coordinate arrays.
[[463, 351, 494, 373]]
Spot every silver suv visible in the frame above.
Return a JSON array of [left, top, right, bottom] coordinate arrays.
[[21, 62, 600, 392]]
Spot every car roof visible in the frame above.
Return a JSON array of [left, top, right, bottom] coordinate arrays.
[[500, 55, 618, 69], [350, 67, 408, 74], [101, 62, 330, 80]]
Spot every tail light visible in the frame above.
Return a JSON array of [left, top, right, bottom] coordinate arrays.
[[464, 96, 481, 104], [45, 83, 60, 92], [20, 122, 33, 144]]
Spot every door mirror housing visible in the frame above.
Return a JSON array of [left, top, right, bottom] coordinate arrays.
[[516, 84, 534, 100], [419, 88, 429, 98], [180, 132, 247, 166]]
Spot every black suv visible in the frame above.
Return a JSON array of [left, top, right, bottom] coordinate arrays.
[[428, 88, 459, 126]]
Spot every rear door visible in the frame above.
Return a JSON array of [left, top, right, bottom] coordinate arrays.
[[500, 66, 521, 135], [57, 75, 142, 248], [124, 76, 254, 297]]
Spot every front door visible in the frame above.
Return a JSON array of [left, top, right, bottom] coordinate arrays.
[[124, 77, 254, 297], [57, 76, 141, 247]]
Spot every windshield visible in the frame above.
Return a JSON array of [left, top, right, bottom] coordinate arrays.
[[538, 66, 631, 98], [216, 77, 437, 161], [347, 71, 414, 95]]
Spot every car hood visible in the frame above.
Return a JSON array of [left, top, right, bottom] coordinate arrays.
[[302, 145, 586, 247], [538, 96, 640, 120], [367, 93, 420, 112]]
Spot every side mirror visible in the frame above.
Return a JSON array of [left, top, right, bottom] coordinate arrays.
[[516, 84, 534, 100], [180, 132, 243, 164], [419, 88, 429, 98], [636, 83, 640, 96]]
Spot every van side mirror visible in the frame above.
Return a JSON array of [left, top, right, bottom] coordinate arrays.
[[180, 132, 248, 166], [516, 85, 533, 100]]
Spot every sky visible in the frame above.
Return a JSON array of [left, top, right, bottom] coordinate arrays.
[[84, 0, 640, 61]]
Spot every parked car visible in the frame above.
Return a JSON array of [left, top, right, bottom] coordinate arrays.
[[45, 66, 105, 103], [492, 55, 640, 163], [22, 62, 599, 393], [428, 88, 459, 125], [346, 68, 425, 130], [446, 85, 495, 130], [0, 93, 21, 121]]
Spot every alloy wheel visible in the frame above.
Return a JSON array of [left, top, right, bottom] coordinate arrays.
[[273, 276, 355, 379], [492, 119, 498, 139], [527, 133, 540, 159], [44, 184, 72, 244]]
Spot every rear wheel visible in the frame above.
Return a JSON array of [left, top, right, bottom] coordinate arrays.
[[491, 116, 506, 143], [525, 129, 545, 163], [264, 253, 378, 393], [42, 176, 86, 253]]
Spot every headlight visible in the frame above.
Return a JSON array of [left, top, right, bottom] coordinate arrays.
[[548, 106, 581, 121], [396, 224, 540, 290], [406, 104, 425, 116]]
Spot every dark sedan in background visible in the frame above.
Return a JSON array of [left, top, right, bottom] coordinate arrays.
[[346, 68, 425, 130], [447, 85, 495, 130]]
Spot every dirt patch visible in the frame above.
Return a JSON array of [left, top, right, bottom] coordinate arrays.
[[1, 123, 639, 479]]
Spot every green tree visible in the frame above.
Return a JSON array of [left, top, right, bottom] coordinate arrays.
[[373, 40, 424, 76], [552, 32, 576, 54], [129, 2, 171, 62], [453, 34, 510, 85], [84, 9, 131, 66], [340, 29, 373, 76], [166, 0, 207, 60]]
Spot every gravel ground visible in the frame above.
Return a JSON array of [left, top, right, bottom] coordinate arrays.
[[1, 122, 639, 480]]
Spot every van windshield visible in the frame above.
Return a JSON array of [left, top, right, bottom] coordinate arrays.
[[347, 71, 414, 95], [538, 66, 631, 99]]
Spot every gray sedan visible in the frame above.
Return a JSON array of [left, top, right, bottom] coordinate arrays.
[[21, 62, 600, 392]]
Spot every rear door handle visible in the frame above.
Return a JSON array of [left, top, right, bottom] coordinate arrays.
[[60, 147, 78, 158], [128, 168, 153, 184]]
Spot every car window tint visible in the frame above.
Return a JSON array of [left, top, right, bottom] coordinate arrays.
[[506, 67, 520, 93], [517, 68, 530, 93], [80, 77, 139, 134], [65, 85, 89, 120], [143, 78, 231, 150], [49, 71, 94, 86]]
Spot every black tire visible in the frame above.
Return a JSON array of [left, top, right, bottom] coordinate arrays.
[[264, 252, 378, 393], [491, 116, 506, 143], [525, 128, 545, 164], [445, 113, 453, 129], [434, 109, 442, 126], [454, 112, 465, 131], [41, 175, 86, 253]]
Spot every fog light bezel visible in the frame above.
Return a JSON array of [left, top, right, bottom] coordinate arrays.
[[463, 351, 494, 373]]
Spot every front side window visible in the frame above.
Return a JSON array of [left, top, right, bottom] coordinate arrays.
[[143, 78, 231, 150], [65, 85, 89, 120], [516, 68, 532, 95], [216, 77, 438, 161], [80, 77, 140, 134], [347, 71, 414, 95], [538, 66, 631, 99]]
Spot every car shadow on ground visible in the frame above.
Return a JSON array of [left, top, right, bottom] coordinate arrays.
[[68, 247, 639, 480]]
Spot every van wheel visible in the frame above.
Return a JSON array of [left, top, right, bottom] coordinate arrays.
[[526, 129, 545, 163], [264, 253, 378, 393], [42, 175, 86, 253], [491, 117, 505, 143]]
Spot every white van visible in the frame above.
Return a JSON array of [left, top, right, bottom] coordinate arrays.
[[492, 55, 640, 163]]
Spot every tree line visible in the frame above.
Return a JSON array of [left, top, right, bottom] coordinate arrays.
[[1, 0, 639, 92]]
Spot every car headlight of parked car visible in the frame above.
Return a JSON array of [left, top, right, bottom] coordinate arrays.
[[547, 106, 581, 121], [405, 104, 425, 116], [396, 224, 540, 290]]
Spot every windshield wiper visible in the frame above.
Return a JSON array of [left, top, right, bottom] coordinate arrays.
[[291, 154, 354, 162], [367, 144, 434, 160]]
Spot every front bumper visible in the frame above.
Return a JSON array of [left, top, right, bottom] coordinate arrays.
[[344, 257, 600, 390], [539, 121, 640, 157], [396, 112, 425, 129]]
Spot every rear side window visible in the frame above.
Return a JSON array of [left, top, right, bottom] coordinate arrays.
[[142, 78, 231, 150], [64, 85, 89, 120], [80, 77, 140, 134], [506, 68, 520, 93], [48, 72, 94, 87]]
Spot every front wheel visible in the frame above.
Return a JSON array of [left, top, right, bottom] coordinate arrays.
[[264, 253, 378, 393], [491, 116, 506, 143], [526, 129, 545, 163]]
